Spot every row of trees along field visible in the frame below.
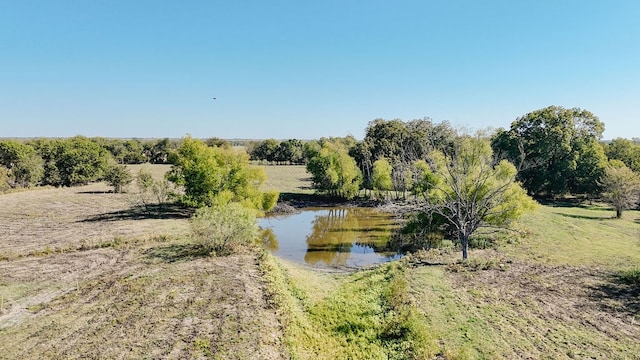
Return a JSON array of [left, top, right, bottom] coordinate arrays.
[[299, 106, 639, 258], [0, 136, 179, 190], [1, 106, 639, 259]]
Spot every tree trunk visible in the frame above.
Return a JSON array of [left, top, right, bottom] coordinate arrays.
[[616, 207, 622, 219], [461, 235, 469, 260]]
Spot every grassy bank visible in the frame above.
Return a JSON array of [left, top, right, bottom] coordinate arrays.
[[259, 251, 437, 359]]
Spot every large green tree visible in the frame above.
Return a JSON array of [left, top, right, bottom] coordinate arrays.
[[250, 139, 280, 164], [492, 106, 605, 197], [167, 136, 278, 211], [306, 141, 362, 200], [0, 140, 44, 188], [357, 118, 457, 196], [605, 138, 640, 173], [371, 158, 393, 200], [415, 136, 537, 259]]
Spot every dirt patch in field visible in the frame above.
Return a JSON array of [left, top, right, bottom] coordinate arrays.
[[0, 183, 188, 257], [0, 183, 288, 359], [0, 247, 287, 359]]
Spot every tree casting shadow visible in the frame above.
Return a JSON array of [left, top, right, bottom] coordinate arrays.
[[553, 212, 614, 220], [80, 203, 194, 222]]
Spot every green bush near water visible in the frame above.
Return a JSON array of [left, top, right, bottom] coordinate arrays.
[[189, 203, 259, 256]]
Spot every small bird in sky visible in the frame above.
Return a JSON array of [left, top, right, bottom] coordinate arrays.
[[212, 97, 217, 100]]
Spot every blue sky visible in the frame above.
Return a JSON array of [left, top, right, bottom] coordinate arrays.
[[1, 1, 638, 140]]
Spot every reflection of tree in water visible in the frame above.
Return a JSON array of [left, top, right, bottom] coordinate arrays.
[[304, 208, 399, 266], [261, 228, 278, 251]]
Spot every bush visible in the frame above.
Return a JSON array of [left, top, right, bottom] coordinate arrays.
[[126, 168, 175, 214], [104, 164, 133, 193], [189, 203, 259, 255]]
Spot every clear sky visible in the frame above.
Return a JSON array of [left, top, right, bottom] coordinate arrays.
[[1, 1, 639, 140]]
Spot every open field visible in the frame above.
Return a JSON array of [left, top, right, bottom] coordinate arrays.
[[260, 165, 314, 195], [1, 164, 639, 359], [0, 166, 286, 359]]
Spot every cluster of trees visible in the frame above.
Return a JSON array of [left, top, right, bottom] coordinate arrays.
[[248, 138, 311, 164], [301, 107, 638, 258], [304, 108, 640, 211], [0, 137, 183, 191], [0, 136, 111, 189], [170, 137, 278, 256], [167, 136, 278, 211], [491, 106, 640, 217]]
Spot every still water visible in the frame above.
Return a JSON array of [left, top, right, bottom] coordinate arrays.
[[259, 207, 404, 268]]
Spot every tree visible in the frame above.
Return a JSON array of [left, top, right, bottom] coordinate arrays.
[[306, 141, 362, 200], [277, 139, 305, 164], [372, 158, 393, 200], [357, 118, 457, 196], [141, 138, 178, 164], [250, 139, 280, 164], [167, 136, 278, 211], [600, 161, 640, 219], [570, 138, 608, 195], [605, 138, 640, 173], [415, 136, 537, 259], [104, 163, 133, 193], [0, 140, 44, 188], [492, 106, 605, 197], [205, 137, 231, 148]]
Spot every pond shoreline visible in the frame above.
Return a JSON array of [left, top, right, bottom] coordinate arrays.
[[270, 194, 422, 218]]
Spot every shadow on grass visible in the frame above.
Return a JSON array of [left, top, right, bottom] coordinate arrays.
[[591, 270, 640, 318], [80, 203, 194, 222], [553, 212, 614, 220], [144, 243, 210, 263], [77, 190, 112, 194]]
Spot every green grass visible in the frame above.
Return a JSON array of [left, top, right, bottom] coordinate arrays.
[[505, 203, 640, 269], [409, 264, 640, 359], [259, 251, 437, 359], [260, 165, 314, 195]]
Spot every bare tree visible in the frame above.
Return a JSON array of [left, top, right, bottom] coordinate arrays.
[[414, 136, 537, 259]]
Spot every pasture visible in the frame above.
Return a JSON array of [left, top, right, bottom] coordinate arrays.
[[0, 164, 639, 359]]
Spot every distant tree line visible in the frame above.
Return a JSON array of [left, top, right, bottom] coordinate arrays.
[[0, 136, 182, 190]]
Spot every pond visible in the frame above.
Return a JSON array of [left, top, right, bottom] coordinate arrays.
[[259, 207, 405, 268]]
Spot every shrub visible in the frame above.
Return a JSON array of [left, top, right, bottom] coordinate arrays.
[[104, 163, 133, 193], [189, 203, 259, 255], [127, 168, 175, 214]]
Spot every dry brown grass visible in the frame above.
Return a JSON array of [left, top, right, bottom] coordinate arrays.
[[0, 173, 287, 359], [0, 182, 186, 258]]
